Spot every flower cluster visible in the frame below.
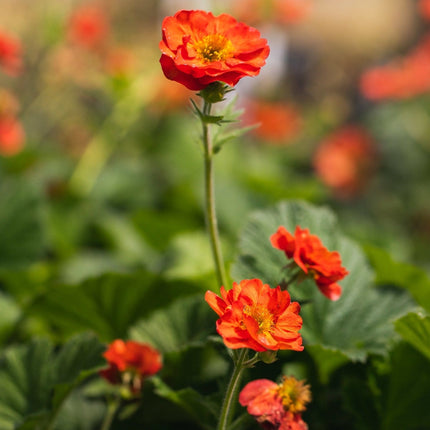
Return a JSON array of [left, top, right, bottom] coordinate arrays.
[[271, 226, 348, 300], [313, 125, 377, 198], [100, 339, 162, 394], [205, 279, 303, 352], [159, 10, 270, 90], [0, 88, 24, 157], [239, 376, 311, 430]]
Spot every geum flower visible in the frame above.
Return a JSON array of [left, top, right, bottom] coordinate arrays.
[[239, 376, 311, 430], [100, 339, 162, 394], [205, 279, 303, 352], [271, 226, 348, 301], [159, 10, 270, 90], [0, 30, 22, 76]]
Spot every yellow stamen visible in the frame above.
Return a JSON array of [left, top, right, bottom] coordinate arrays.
[[277, 376, 311, 414], [194, 34, 234, 62], [243, 305, 274, 335]]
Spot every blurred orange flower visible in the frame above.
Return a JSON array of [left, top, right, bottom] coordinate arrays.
[[100, 340, 162, 393], [360, 34, 430, 100], [0, 30, 22, 76], [239, 376, 311, 430], [68, 4, 110, 50], [244, 100, 302, 144], [271, 226, 348, 300], [104, 46, 135, 77], [0, 115, 25, 156], [419, 0, 430, 21], [205, 279, 303, 352], [313, 125, 377, 197], [159, 10, 270, 90]]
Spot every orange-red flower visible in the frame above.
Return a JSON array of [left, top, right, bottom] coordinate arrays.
[[68, 4, 110, 50], [100, 340, 162, 393], [0, 30, 22, 76], [271, 226, 348, 301], [159, 10, 270, 91], [313, 125, 377, 198], [419, 0, 430, 21], [0, 115, 25, 156], [360, 33, 430, 100], [243, 99, 302, 144], [205, 279, 303, 352], [239, 376, 311, 430]]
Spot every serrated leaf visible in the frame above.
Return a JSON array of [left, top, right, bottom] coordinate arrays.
[[395, 312, 430, 360], [231, 200, 415, 361], [381, 343, 430, 430], [0, 180, 46, 268], [365, 245, 430, 312], [28, 272, 204, 341], [0, 333, 105, 429], [151, 377, 218, 430], [129, 295, 216, 353]]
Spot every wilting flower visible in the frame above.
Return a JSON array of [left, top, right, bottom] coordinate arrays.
[[205, 279, 303, 352], [100, 339, 162, 393], [271, 226, 348, 300], [313, 125, 377, 197], [68, 4, 110, 50], [0, 115, 25, 156], [159, 10, 270, 90], [0, 30, 22, 76], [239, 376, 311, 430]]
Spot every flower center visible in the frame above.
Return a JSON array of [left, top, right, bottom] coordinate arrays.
[[277, 377, 311, 414], [194, 34, 234, 62], [244, 305, 274, 334]]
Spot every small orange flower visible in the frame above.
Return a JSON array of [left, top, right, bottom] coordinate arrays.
[[0, 30, 22, 76], [0, 115, 25, 156], [100, 340, 162, 393], [313, 125, 377, 198], [271, 226, 348, 301], [68, 4, 110, 50], [159, 10, 270, 90], [205, 279, 303, 352], [419, 0, 430, 21], [239, 376, 311, 430]]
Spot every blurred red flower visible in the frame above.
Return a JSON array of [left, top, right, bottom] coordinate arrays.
[[239, 376, 311, 430], [68, 4, 110, 50], [0, 30, 22, 76], [419, 0, 430, 21], [313, 125, 377, 197], [159, 10, 270, 90], [243, 100, 302, 144], [274, 0, 312, 25], [0, 115, 25, 156], [271, 226, 348, 300], [205, 279, 303, 352], [100, 340, 162, 393], [360, 34, 430, 100]]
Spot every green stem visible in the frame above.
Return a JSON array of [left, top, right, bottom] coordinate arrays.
[[100, 396, 121, 430], [201, 100, 228, 289], [217, 348, 248, 430]]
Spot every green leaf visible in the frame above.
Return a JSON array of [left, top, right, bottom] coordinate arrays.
[[231, 200, 415, 361], [381, 343, 430, 430], [0, 333, 105, 429], [151, 377, 218, 430], [28, 272, 204, 341], [0, 180, 46, 268], [129, 294, 216, 353], [395, 312, 430, 361], [365, 245, 430, 312]]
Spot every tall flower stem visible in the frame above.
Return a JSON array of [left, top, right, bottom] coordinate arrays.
[[217, 348, 248, 430], [201, 100, 228, 289], [100, 395, 121, 430]]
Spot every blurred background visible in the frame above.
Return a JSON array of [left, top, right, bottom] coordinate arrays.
[[0, 0, 429, 285]]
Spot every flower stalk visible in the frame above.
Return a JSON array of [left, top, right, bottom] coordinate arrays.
[[217, 348, 249, 430], [200, 99, 228, 289]]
